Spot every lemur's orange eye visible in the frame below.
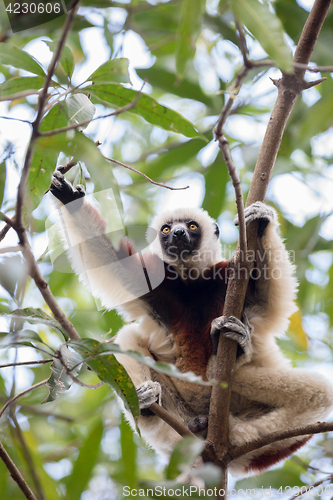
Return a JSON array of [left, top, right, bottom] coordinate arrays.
[[189, 223, 197, 231], [162, 226, 170, 234]]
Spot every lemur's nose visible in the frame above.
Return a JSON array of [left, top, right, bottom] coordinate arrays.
[[173, 228, 186, 239]]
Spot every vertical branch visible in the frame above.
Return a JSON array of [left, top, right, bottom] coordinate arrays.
[[0, 440, 39, 500], [4, 3, 82, 342], [15, 0, 80, 228]]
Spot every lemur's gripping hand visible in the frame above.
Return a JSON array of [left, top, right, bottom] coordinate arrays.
[[234, 201, 277, 237], [210, 315, 253, 359], [50, 169, 85, 212], [136, 381, 162, 416]]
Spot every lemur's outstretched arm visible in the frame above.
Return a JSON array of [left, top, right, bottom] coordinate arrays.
[[50, 169, 159, 319]]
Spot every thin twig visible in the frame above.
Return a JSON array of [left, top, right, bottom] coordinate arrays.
[[214, 65, 248, 137], [293, 61, 333, 72], [9, 411, 45, 500], [0, 116, 32, 124], [149, 402, 196, 438], [16, 405, 74, 422], [0, 212, 15, 227], [0, 245, 23, 254], [0, 215, 15, 243], [104, 155, 190, 190], [230, 420, 333, 460], [0, 90, 41, 102], [217, 135, 246, 256], [5, 3, 82, 342], [288, 475, 333, 500], [0, 439, 39, 500], [57, 159, 77, 175], [57, 346, 104, 390], [0, 379, 48, 420], [0, 359, 53, 369], [15, 0, 80, 228]]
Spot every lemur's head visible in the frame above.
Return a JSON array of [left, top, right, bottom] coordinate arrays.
[[147, 207, 222, 271]]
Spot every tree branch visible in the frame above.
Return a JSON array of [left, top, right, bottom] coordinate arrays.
[[9, 411, 45, 500], [0, 379, 48, 420], [230, 420, 333, 461], [149, 402, 196, 438], [0, 90, 41, 102], [103, 155, 190, 191], [0, 359, 53, 369], [289, 475, 333, 500], [0, 439, 39, 500], [216, 134, 247, 256], [15, 0, 80, 228], [4, 3, 82, 342]]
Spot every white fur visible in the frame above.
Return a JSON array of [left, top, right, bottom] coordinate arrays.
[[149, 206, 223, 271], [51, 194, 333, 477]]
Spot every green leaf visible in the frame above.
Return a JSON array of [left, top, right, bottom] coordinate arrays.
[[3, 307, 68, 339], [119, 416, 137, 488], [0, 44, 46, 76], [135, 137, 207, 182], [71, 339, 215, 387], [87, 58, 130, 84], [166, 436, 205, 479], [66, 94, 96, 129], [0, 76, 46, 98], [298, 94, 333, 143], [204, 13, 239, 47], [275, 0, 307, 44], [0, 329, 45, 349], [69, 338, 140, 420], [0, 255, 26, 298], [42, 345, 82, 403], [126, 354, 215, 386], [232, 0, 292, 71], [136, 67, 215, 108], [84, 83, 201, 138], [44, 41, 74, 79], [176, 0, 205, 77], [39, 102, 69, 133], [28, 103, 68, 210], [65, 418, 104, 500], [235, 458, 304, 489], [202, 158, 229, 219]]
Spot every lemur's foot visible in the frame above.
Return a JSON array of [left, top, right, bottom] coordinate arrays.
[[210, 315, 252, 358], [50, 168, 85, 209], [234, 202, 277, 236], [136, 381, 161, 409], [188, 415, 208, 434]]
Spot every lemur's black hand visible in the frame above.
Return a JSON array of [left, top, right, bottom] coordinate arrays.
[[50, 168, 85, 211], [234, 201, 276, 237]]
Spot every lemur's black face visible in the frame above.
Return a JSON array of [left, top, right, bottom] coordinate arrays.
[[159, 219, 202, 259]]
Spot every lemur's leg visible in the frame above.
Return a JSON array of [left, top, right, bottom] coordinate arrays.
[[115, 323, 193, 456], [228, 364, 333, 474]]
